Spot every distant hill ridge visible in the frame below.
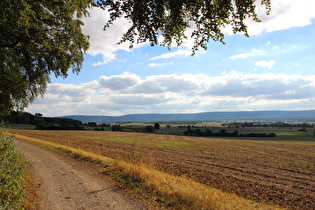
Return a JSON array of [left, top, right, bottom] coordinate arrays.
[[60, 110, 315, 123]]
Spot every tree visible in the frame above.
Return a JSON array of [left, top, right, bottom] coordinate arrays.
[[0, 0, 92, 117], [73, 120, 82, 128], [88, 122, 97, 126], [97, 0, 270, 53], [145, 125, 155, 133], [205, 128, 212, 136], [33, 118, 46, 129], [220, 129, 227, 134], [35, 113, 43, 118], [195, 128, 202, 136], [154, 123, 160, 130], [60, 119, 71, 128]]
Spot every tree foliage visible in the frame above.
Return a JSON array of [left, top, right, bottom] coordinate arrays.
[[97, 0, 270, 52], [154, 123, 160, 130], [0, 0, 92, 117]]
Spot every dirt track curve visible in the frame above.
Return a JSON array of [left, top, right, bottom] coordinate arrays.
[[14, 139, 146, 210]]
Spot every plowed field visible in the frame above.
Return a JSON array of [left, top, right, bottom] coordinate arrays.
[[9, 130, 315, 209]]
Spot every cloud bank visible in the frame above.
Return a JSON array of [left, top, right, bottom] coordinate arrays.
[[27, 72, 315, 116]]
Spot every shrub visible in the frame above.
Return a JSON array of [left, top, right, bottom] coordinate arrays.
[[145, 125, 155, 133], [0, 129, 29, 209]]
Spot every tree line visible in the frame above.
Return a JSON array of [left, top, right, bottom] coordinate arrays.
[[111, 123, 160, 133], [3, 111, 163, 133], [3, 111, 84, 130], [184, 126, 276, 138], [223, 121, 315, 128]]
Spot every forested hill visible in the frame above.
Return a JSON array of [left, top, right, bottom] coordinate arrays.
[[61, 110, 315, 123]]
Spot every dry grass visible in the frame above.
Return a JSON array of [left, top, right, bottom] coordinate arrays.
[[116, 161, 279, 209], [9, 133, 115, 164], [9, 132, 281, 210], [21, 165, 40, 209]]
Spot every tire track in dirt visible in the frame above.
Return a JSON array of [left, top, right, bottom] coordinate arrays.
[[14, 139, 146, 210]]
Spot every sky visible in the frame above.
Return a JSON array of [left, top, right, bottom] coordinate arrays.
[[25, 0, 315, 117]]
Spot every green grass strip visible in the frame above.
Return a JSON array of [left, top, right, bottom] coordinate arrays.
[[1, 131, 29, 209]]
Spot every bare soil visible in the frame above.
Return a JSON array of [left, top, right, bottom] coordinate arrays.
[[11, 130, 315, 209], [13, 139, 146, 210]]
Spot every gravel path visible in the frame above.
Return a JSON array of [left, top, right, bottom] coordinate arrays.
[[14, 139, 146, 210]]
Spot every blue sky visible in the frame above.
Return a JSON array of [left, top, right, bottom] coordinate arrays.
[[26, 0, 315, 117]]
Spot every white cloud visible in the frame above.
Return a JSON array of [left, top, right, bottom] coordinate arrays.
[[220, 0, 315, 36], [110, 95, 170, 105], [255, 60, 276, 69], [148, 62, 172, 67], [245, 0, 315, 35], [230, 49, 265, 59], [98, 72, 141, 90], [150, 49, 191, 60], [46, 83, 95, 101], [26, 72, 315, 116], [272, 45, 279, 51], [81, 8, 146, 65]]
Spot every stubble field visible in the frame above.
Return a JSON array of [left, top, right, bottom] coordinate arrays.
[[9, 129, 315, 209]]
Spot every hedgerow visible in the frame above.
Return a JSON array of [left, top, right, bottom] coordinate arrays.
[[0, 129, 28, 209]]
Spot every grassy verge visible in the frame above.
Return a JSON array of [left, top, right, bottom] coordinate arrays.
[[9, 133, 281, 210], [20, 163, 40, 210], [0, 130, 29, 209]]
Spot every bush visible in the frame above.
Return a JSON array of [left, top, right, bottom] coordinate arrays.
[[0, 129, 29, 209], [145, 125, 155, 133]]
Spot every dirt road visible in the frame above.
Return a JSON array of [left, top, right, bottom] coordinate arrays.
[[14, 139, 146, 210]]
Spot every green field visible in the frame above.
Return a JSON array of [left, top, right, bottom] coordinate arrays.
[[4, 124, 36, 130]]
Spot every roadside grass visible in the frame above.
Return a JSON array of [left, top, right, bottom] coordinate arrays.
[[0, 130, 29, 209], [9, 133, 281, 210], [20, 166, 39, 209]]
